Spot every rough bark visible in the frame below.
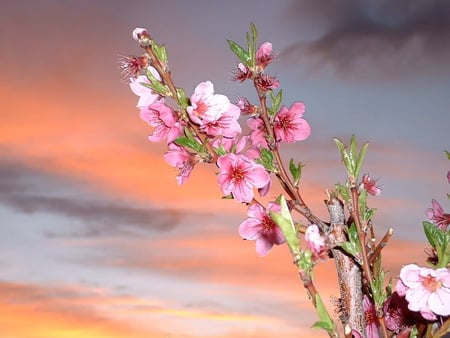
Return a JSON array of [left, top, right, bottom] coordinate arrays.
[[327, 197, 366, 337]]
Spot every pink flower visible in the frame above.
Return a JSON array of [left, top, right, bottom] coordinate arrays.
[[233, 63, 252, 82], [304, 224, 327, 259], [118, 55, 147, 81], [140, 102, 183, 143], [254, 73, 279, 92], [383, 292, 424, 334], [426, 199, 450, 230], [397, 264, 450, 320], [238, 202, 285, 256], [256, 42, 275, 69], [198, 102, 242, 138], [217, 153, 270, 203], [362, 174, 381, 196], [274, 102, 311, 143], [247, 117, 269, 149], [163, 143, 197, 185], [237, 97, 259, 116], [129, 70, 161, 108], [363, 295, 380, 338], [187, 81, 231, 125]]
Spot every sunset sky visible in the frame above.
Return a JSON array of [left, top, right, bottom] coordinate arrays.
[[1, 1, 449, 337]]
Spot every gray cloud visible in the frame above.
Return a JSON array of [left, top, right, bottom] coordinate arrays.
[[0, 158, 181, 236], [282, 0, 450, 80]]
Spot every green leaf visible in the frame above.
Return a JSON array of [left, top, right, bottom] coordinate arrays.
[[269, 90, 283, 116], [269, 195, 300, 256], [250, 22, 258, 44], [311, 294, 335, 333], [334, 137, 354, 176], [144, 68, 169, 95], [335, 182, 351, 203], [176, 88, 189, 109], [423, 221, 443, 249], [338, 242, 359, 257], [337, 222, 361, 258], [445, 150, 450, 160], [349, 134, 357, 168], [354, 142, 369, 179], [409, 325, 418, 338], [151, 41, 168, 65], [260, 148, 273, 164], [249, 23, 258, 67], [227, 39, 250, 65], [372, 269, 388, 307], [289, 159, 303, 186], [257, 148, 277, 172], [174, 136, 201, 152], [214, 144, 227, 157], [423, 221, 450, 268]]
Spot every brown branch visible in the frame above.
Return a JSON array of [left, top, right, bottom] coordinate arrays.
[[368, 228, 393, 265], [327, 196, 366, 336]]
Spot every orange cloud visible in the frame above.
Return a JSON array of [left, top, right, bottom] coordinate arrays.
[[0, 282, 164, 338]]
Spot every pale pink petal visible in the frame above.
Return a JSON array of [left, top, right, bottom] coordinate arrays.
[[247, 165, 270, 188], [238, 218, 263, 240], [290, 101, 305, 116], [428, 288, 450, 316], [232, 180, 253, 203], [246, 203, 265, 219], [255, 237, 273, 256]]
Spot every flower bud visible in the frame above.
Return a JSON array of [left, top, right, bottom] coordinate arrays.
[[132, 27, 150, 41]]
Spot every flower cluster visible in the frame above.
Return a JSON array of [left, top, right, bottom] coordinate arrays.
[[122, 25, 450, 338], [125, 27, 312, 258]]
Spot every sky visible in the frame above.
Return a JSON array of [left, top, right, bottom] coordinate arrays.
[[0, 0, 449, 337]]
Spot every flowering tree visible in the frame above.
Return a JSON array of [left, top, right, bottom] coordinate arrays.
[[119, 24, 450, 338]]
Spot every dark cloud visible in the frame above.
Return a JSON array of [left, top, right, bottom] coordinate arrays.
[[282, 0, 450, 80], [0, 158, 181, 236]]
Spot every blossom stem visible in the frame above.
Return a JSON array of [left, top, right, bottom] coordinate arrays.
[[368, 228, 393, 265], [350, 187, 373, 283], [350, 188, 389, 338], [255, 86, 328, 230]]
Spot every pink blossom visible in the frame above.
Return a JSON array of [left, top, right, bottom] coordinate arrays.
[[363, 295, 380, 338], [118, 55, 147, 81], [217, 153, 270, 203], [304, 224, 327, 258], [129, 70, 161, 108], [187, 81, 231, 125], [163, 143, 197, 185], [233, 63, 252, 82], [237, 97, 259, 116], [247, 117, 269, 149], [426, 199, 450, 230], [362, 174, 381, 196], [140, 102, 183, 143], [198, 102, 242, 138], [256, 42, 275, 69], [254, 73, 279, 92], [397, 264, 450, 320], [238, 202, 285, 256], [383, 292, 424, 334], [274, 102, 311, 143]]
